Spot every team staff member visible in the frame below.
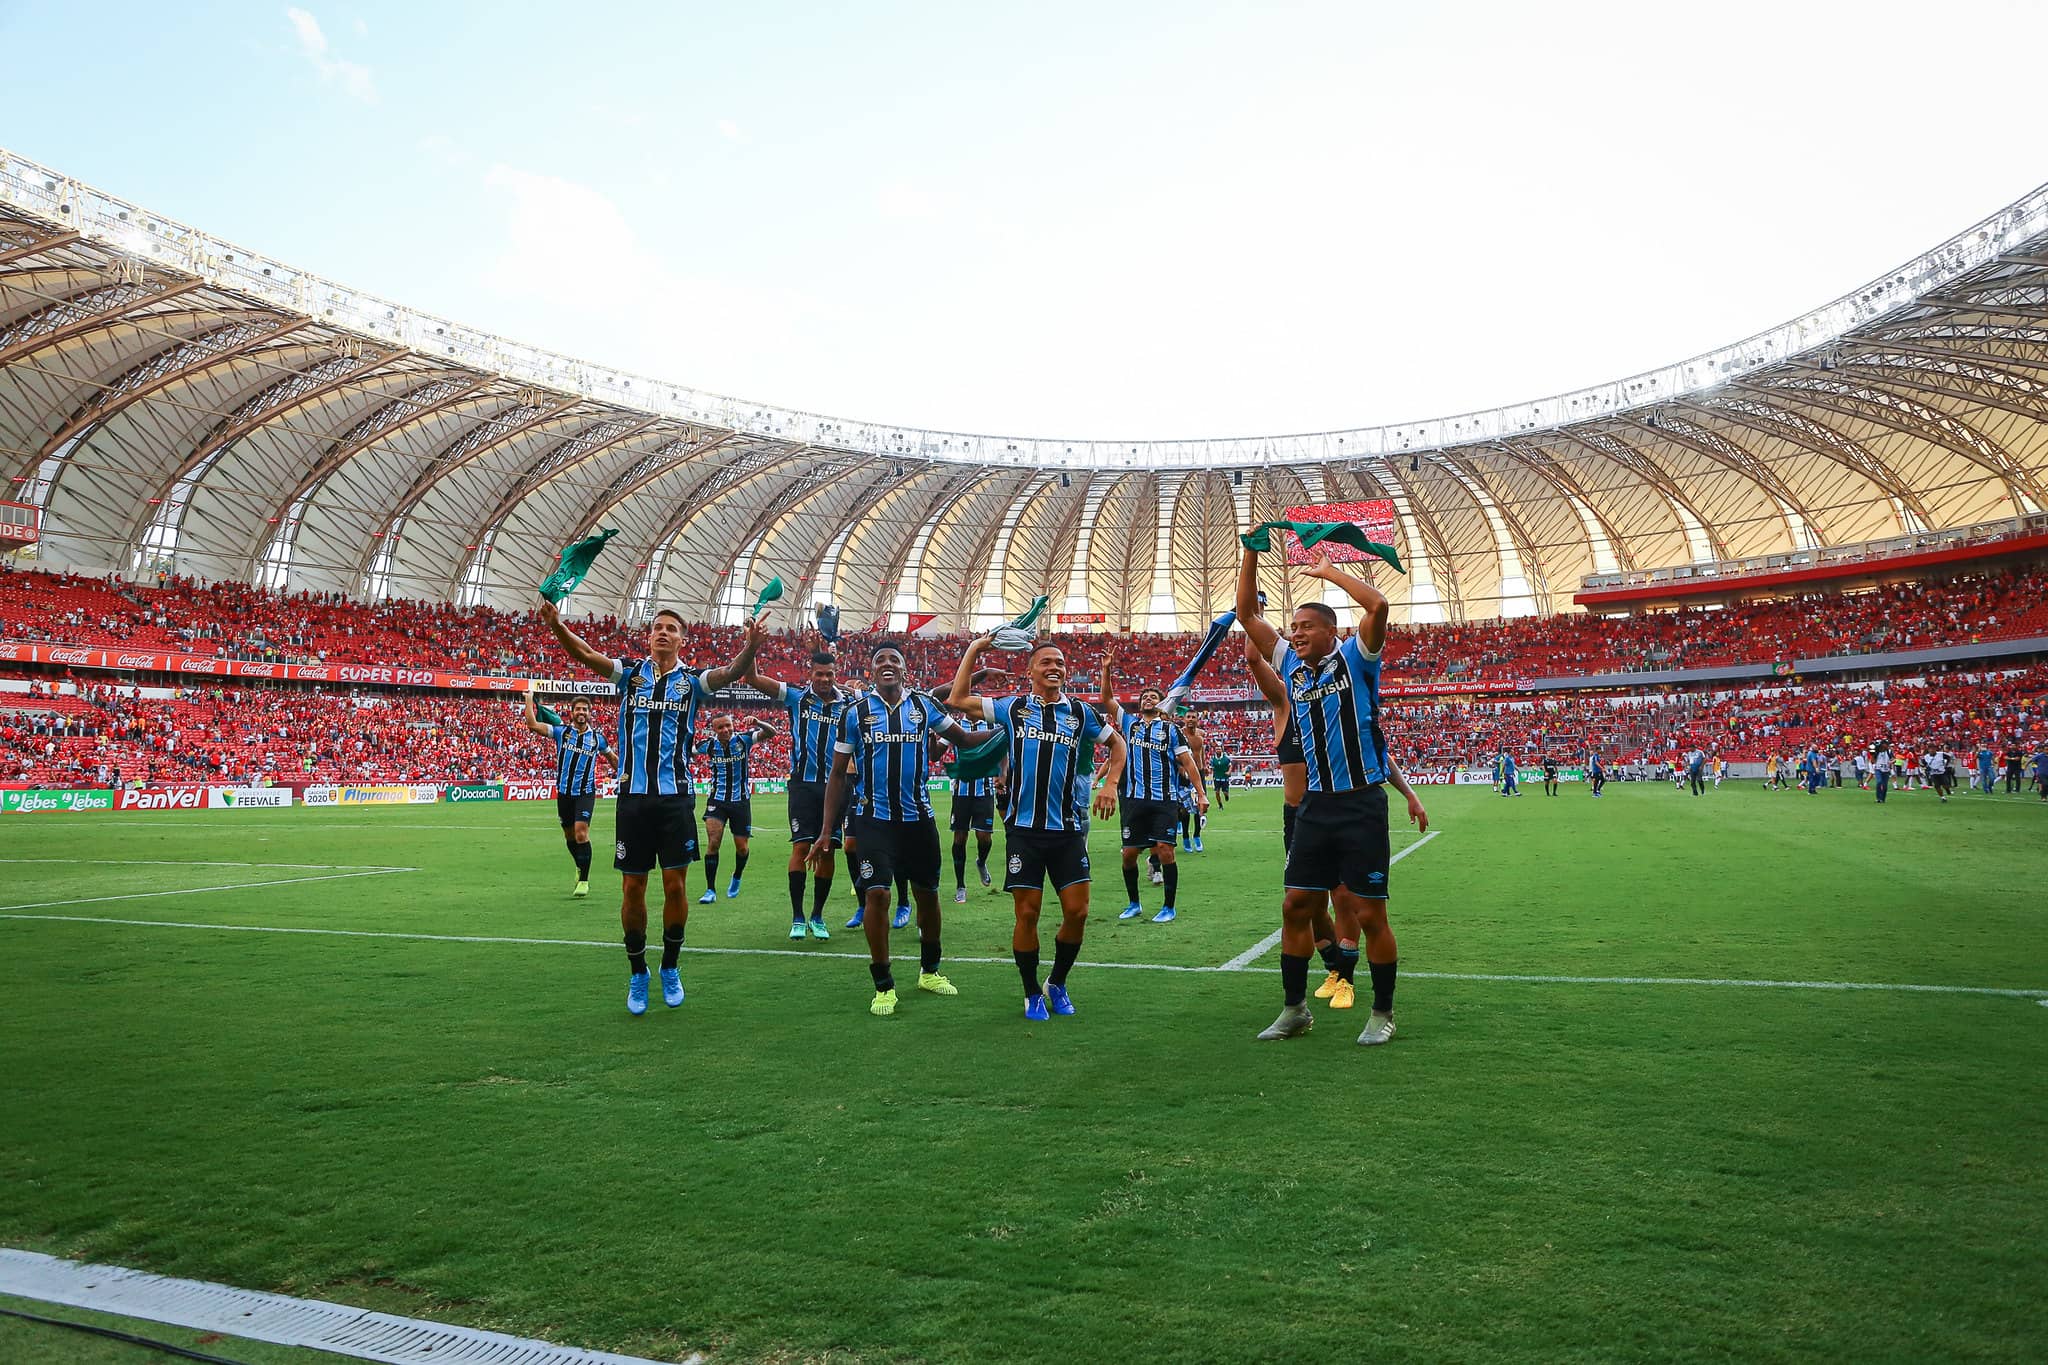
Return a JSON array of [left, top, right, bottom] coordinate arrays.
[[694, 713, 776, 905], [744, 649, 853, 939], [1211, 746, 1233, 806], [521, 690, 614, 897], [949, 636, 1125, 1021], [813, 642, 991, 1017], [540, 601, 761, 1016], [1237, 541, 1403, 1046]]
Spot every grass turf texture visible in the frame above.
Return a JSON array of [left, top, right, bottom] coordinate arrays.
[[2, 784, 2044, 1363]]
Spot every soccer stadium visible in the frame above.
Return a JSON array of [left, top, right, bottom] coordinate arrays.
[[3, 19, 2048, 1363]]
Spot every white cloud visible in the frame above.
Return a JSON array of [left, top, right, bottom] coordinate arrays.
[[417, 133, 471, 169], [715, 118, 742, 141], [286, 7, 376, 103]]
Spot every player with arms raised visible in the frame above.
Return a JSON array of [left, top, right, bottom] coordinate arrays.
[[521, 690, 614, 897], [540, 600, 761, 1016], [949, 636, 1124, 1020], [1236, 539, 1403, 1045], [745, 649, 852, 940], [693, 712, 776, 906], [1095, 646, 1204, 924]]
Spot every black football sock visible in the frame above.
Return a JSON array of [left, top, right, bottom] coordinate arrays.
[[1161, 862, 1179, 907], [1015, 948, 1042, 997], [869, 961, 894, 993], [573, 842, 592, 879], [660, 923, 684, 970], [624, 930, 647, 977], [953, 845, 967, 889], [733, 850, 749, 879], [788, 869, 807, 921], [1049, 936, 1081, 987], [812, 875, 834, 918], [920, 936, 941, 973], [1338, 944, 1360, 983], [564, 833, 580, 866], [1280, 952, 1310, 1007], [1318, 940, 1343, 971], [1283, 802, 1298, 852], [1368, 958, 1398, 1013], [702, 854, 720, 889], [1147, 853, 1160, 874], [896, 875, 911, 908], [1122, 864, 1140, 903]]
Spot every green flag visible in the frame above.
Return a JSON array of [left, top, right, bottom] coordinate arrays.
[[535, 702, 564, 727], [752, 576, 785, 619], [992, 595, 1051, 651], [538, 528, 618, 603], [1239, 521, 1404, 574], [944, 728, 1009, 781]]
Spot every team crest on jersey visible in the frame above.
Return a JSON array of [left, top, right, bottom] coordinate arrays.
[[1008, 853, 1023, 874], [859, 860, 874, 879], [906, 710, 922, 729]]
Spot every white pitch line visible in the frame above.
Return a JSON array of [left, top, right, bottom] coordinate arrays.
[[0, 867, 417, 913], [0, 858, 409, 871], [1217, 828, 1441, 971], [1, 911, 2042, 1000]]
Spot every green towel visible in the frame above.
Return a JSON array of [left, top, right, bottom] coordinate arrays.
[[538, 528, 618, 603], [1239, 521, 1404, 573], [991, 595, 1052, 651], [752, 576, 784, 619], [535, 703, 563, 727]]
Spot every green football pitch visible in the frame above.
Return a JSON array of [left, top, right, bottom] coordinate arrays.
[[3, 783, 2045, 1363]]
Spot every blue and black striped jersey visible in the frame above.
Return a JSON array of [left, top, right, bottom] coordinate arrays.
[[694, 732, 757, 803], [1272, 636, 1388, 794], [1117, 714, 1188, 802], [550, 723, 607, 797], [610, 657, 712, 798], [987, 694, 1104, 832], [835, 691, 947, 822], [780, 682, 852, 783]]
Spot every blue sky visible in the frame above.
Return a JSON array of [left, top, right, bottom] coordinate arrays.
[[4, 0, 2045, 439]]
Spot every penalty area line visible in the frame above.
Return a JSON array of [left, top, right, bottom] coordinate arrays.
[[1217, 828, 1441, 971], [8, 908, 2039, 1001]]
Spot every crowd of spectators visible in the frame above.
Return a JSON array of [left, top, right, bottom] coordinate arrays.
[[2, 556, 2045, 788], [6, 560, 2045, 690]]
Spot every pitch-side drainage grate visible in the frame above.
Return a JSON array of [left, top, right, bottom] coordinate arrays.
[[0, 1248, 702, 1364]]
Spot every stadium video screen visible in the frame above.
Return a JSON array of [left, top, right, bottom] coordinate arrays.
[[1280, 498, 1396, 563]]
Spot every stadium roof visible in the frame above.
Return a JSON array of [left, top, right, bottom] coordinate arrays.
[[4, 145, 2047, 629]]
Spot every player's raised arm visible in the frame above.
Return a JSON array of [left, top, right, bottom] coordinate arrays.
[[1299, 548, 1390, 655], [704, 615, 765, 695], [538, 599, 619, 681], [1096, 641, 1123, 725], [945, 634, 995, 720], [1236, 543, 1281, 661], [521, 688, 555, 738], [750, 717, 777, 743], [1244, 639, 1288, 709]]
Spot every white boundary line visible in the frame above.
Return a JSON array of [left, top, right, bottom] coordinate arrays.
[[1217, 828, 1441, 971], [0, 1247, 680, 1365], [5, 909, 2041, 999], [0, 857, 409, 870], [0, 867, 416, 913]]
